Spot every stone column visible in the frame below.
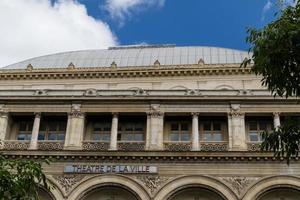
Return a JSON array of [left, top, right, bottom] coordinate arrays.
[[273, 112, 281, 130], [64, 104, 85, 150], [146, 111, 164, 150], [191, 112, 200, 151], [29, 112, 41, 150], [109, 113, 119, 150], [0, 111, 9, 149], [228, 104, 247, 151]]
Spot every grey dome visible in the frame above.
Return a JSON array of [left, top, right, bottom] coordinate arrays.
[[3, 45, 250, 69]]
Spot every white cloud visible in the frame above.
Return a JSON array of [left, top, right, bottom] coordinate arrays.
[[0, 0, 118, 67], [261, 0, 273, 21], [104, 0, 165, 26]]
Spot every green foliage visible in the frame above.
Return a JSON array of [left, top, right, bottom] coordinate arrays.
[[243, 1, 300, 164], [243, 1, 300, 97], [0, 155, 49, 200]]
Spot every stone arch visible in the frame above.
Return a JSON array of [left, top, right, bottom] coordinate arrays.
[[215, 84, 235, 90], [44, 176, 65, 200], [68, 174, 150, 200], [242, 175, 300, 200], [170, 85, 189, 90], [155, 175, 238, 200]]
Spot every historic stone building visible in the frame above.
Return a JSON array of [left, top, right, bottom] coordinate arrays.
[[0, 45, 300, 200]]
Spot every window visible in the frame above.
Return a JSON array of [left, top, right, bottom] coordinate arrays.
[[169, 122, 190, 141], [38, 120, 66, 141], [92, 123, 111, 141], [118, 123, 144, 141], [17, 121, 33, 140], [200, 122, 225, 142], [248, 121, 272, 142]]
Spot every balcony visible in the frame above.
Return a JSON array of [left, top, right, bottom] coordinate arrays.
[[200, 142, 229, 151], [117, 141, 145, 151], [37, 141, 64, 151], [247, 142, 262, 151], [164, 141, 192, 151], [3, 140, 30, 150]]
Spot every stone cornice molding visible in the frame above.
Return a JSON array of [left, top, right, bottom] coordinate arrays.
[[0, 64, 252, 81]]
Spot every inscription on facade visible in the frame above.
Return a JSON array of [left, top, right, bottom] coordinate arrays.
[[64, 164, 158, 174]]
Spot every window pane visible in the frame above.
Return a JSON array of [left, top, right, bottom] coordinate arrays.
[[204, 133, 212, 141], [38, 133, 45, 140], [102, 134, 110, 141], [249, 122, 257, 130], [259, 123, 267, 131], [213, 123, 221, 131], [57, 134, 65, 141], [181, 123, 188, 131], [92, 134, 100, 140], [26, 134, 32, 140], [170, 133, 179, 141], [250, 132, 259, 141], [181, 133, 190, 141], [213, 133, 222, 141], [17, 134, 25, 140], [103, 126, 111, 131], [48, 122, 57, 131], [203, 123, 211, 131], [171, 124, 179, 131], [19, 122, 27, 131], [39, 123, 46, 131], [48, 133, 57, 140], [135, 134, 143, 141]]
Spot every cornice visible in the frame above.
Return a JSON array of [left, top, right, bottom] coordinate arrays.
[[0, 64, 252, 81], [1, 150, 297, 163]]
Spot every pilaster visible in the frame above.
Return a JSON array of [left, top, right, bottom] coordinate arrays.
[[191, 112, 200, 151], [29, 112, 41, 150], [146, 104, 164, 150], [273, 112, 281, 130], [109, 113, 119, 151]]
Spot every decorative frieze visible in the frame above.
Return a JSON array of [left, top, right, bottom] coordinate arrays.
[[200, 142, 228, 151], [37, 141, 64, 150], [137, 175, 169, 194], [82, 141, 109, 151], [53, 174, 84, 194], [3, 140, 30, 150], [164, 142, 192, 151], [247, 143, 262, 151], [117, 142, 145, 151], [221, 176, 259, 196]]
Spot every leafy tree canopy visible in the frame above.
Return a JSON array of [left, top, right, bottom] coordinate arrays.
[[243, 0, 300, 164], [0, 155, 49, 200]]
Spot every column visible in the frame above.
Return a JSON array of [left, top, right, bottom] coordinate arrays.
[[191, 112, 200, 151], [273, 112, 281, 130], [109, 113, 118, 150], [146, 111, 164, 150], [228, 104, 247, 151], [0, 111, 9, 149], [64, 104, 85, 150], [29, 112, 41, 150]]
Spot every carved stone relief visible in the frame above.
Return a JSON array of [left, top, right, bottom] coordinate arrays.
[[53, 174, 85, 195], [136, 175, 169, 194], [221, 176, 259, 196]]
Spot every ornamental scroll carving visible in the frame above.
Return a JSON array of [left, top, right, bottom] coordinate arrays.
[[53, 174, 85, 194], [147, 104, 164, 118], [70, 104, 84, 118], [137, 175, 169, 194], [221, 177, 259, 196], [229, 104, 244, 117]]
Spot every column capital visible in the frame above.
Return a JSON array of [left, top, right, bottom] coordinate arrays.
[[191, 112, 199, 117], [146, 111, 164, 118], [69, 111, 85, 118], [112, 112, 119, 117], [228, 111, 245, 118], [0, 111, 8, 118], [34, 112, 41, 118], [273, 112, 281, 117]]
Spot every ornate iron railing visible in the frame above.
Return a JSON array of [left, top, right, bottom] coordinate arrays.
[[247, 142, 262, 151], [3, 140, 30, 150], [82, 141, 110, 151], [164, 141, 192, 151], [200, 142, 229, 151], [37, 141, 64, 150], [117, 141, 145, 151]]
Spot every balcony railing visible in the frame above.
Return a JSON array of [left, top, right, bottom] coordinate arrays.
[[247, 142, 262, 151], [200, 142, 229, 151], [164, 141, 192, 151], [117, 141, 145, 151], [82, 141, 110, 151], [3, 140, 30, 150], [37, 140, 64, 151]]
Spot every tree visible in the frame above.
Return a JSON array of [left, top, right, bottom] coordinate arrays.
[[0, 154, 50, 200], [243, 0, 300, 163]]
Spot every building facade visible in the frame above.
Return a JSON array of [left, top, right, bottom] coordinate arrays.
[[1, 45, 300, 200]]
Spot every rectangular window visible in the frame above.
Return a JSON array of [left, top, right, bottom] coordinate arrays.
[[200, 121, 225, 142], [92, 123, 111, 141], [118, 123, 144, 141], [38, 119, 66, 141], [169, 122, 190, 142], [247, 121, 272, 142], [17, 121, 33, 140]]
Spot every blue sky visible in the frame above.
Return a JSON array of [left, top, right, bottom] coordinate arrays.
[[0, 0, 282, 66], [80, 0, 277, 50]]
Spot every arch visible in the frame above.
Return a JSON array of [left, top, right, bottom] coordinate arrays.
[[242, 175, 300, 200], [155, 175, 238, 200], [170, 85, 189, 90], [214, 84, 235, 90], [68, 174, 150, 200]]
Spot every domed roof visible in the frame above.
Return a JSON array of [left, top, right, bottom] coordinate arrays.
[[3, 45, 250, 69]]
